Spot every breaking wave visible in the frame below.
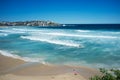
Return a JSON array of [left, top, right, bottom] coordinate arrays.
[[1, 26, 120, 68], [0, 50, 46, 64], [21, 36, 81, 47], [39, 32, 118, 39]]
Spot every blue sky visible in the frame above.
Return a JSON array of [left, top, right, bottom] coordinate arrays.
[[0, 0, 120, 24]]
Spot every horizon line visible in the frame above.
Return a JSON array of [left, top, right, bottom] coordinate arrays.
[[0, 20, 120, 24]]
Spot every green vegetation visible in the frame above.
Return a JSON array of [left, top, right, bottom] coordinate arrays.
[[90, 68, 120, 80]]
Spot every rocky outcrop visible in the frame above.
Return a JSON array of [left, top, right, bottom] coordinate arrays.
[[0, 20, 61, 26]]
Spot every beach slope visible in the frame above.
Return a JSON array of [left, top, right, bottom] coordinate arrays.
[[0, 54, 100, 80]]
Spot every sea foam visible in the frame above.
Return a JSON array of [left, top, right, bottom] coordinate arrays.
[[76, 30, 91, 32], [0, 50, 46, 64], [38, 32, 118, 39], [0, 33, 8, 36], [21, 36, 81, 47]]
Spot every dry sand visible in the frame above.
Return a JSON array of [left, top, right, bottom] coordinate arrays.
[[0, 54, 100, 80]]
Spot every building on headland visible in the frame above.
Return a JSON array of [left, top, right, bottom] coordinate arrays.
[[0, 20, 61, 26]]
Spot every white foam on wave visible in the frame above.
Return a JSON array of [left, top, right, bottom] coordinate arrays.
[[0, 28, 54, 34], [12, 28, 45, 32], [0, 50, 119, 68], [0, 50, 46, 64], [1, 27, 118, 39], [78, 34, 118, 39], [0, 33, 8, 36], [0, 27, 42, 34], [39, 32, 118, 39], [76, 30, 91, 32], [0, 29, 25, 34], [21, 36, 81, 47]]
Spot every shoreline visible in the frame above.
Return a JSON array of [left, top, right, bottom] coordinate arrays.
[[0, 54, 100, 80]]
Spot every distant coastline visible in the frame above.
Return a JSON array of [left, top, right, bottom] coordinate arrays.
[[0, 20, 61, 27], [0, 21, 120, 30]]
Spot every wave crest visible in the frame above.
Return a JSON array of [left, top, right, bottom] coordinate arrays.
[[21, 36, 82, 48]]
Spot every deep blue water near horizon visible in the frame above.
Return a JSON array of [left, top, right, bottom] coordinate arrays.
[[37, 24, 120, 30], [0, 24, 120, 68]]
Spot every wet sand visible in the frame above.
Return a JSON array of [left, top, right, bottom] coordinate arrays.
[[0, 54, 100, 80]]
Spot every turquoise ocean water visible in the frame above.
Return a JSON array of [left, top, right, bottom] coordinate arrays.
[[0, 26, 120, 68]]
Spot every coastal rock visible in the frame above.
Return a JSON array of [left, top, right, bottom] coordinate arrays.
[[0, 20, 61, 27]]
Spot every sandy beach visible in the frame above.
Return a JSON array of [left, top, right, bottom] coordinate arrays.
[[0, 54, 100, 80]]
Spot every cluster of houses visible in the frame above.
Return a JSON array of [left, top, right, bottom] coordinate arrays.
[[0, 20, 60, 26]]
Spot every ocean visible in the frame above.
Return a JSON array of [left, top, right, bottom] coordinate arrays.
[[0, 24, 120, 68]]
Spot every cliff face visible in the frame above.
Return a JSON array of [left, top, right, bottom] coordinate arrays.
[[0, 21, 61, 26]]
